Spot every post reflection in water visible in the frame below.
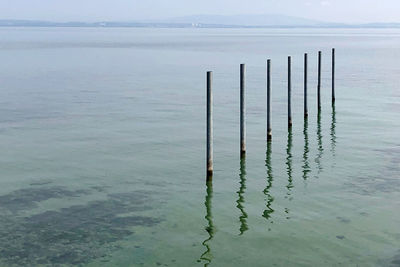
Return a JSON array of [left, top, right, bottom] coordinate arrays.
[[199, 182, 215, 266], [262, 141, 274, 229], [315, 111, 324, 175], [236, 157, 249, 235], [302, 119, 311, 180], [285, 128, 294, 219], [331, 104, 337, 157]]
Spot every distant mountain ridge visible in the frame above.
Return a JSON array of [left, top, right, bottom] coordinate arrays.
[[1, 15, 400, 28], [147, 14, 328, 27]]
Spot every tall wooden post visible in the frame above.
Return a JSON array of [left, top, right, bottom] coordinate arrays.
[[267, 59, 272, 141], [332, 48, 335, 105], [288, 56, 292, 128], [318, 51, 322, 112], [240, 64, 246, 157], [206, 71, 213, 180], [304, 53, 308, 118]]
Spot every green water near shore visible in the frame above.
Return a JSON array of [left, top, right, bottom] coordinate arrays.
[[0, 27, 399, 266]]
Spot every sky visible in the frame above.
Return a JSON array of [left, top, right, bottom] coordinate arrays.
[[0, 0, 399, 24]]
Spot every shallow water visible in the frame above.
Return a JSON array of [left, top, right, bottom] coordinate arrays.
[[0, 27, 399, 266]]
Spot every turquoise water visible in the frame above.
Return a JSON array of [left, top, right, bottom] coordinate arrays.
[[0, 27, 399, 266]]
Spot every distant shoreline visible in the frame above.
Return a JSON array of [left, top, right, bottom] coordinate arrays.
[[1, 20, 400, 29]]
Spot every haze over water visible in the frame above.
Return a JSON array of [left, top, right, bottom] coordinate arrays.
[[0, 27, 399, 266]]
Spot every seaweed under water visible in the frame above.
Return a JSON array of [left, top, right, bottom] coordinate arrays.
[[0, 186, 88, 214], [0, 186, 161, 266]]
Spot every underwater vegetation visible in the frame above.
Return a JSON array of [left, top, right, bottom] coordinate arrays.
[[0, 185, 161, 266]]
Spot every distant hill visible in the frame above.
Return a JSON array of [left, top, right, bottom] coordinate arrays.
[[360, 22, 400, 28], [150, 14, 328, 27], [1, 16, 400, 28], [0, 20, 194, 28]]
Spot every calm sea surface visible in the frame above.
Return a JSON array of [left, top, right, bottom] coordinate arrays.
[[0, 27, 399, 266]]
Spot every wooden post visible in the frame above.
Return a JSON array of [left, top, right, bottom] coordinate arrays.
[[207, 71, 213, 180], [267, 59, 272, 141], [318, 51, 322, 111], [332, 48, 335, 105], [304, 53, 308, 118], [240, 64, 246, 157], [288, 56, 292, 128]]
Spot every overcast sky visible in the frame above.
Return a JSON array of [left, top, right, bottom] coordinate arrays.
[[0, 0, 399, 23]]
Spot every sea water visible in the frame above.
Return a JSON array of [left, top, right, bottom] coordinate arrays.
[[0, 27, 399, 266]]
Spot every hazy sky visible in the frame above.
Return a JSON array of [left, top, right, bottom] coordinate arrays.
[[0, 0, 399, 23]]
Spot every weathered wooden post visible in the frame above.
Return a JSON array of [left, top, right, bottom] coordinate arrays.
[[288, 56, 292, 128], [332, 48, 335, 105], [206, 71, 213, 180], [267, 59, 272, 141], [240, 64, 246, 157], [318, 51, 322, 112], [304, 53, 308, 118]]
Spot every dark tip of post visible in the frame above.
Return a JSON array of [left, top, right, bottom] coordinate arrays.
[[206, 171, 213, 182]]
